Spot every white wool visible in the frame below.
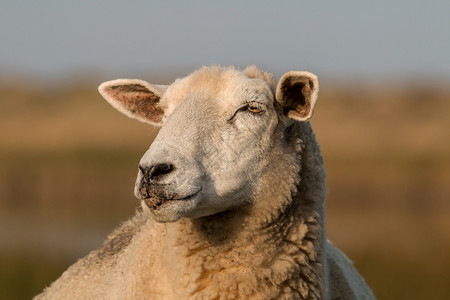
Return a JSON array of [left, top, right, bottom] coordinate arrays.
[[35, 66, 375, 300]]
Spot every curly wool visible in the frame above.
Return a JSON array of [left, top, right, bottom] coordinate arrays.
[[35, 66, 375, 300]]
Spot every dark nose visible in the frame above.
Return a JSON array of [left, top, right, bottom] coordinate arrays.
[[139, 163, 175, 182]]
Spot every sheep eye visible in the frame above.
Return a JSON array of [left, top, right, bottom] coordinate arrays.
[[246, 105, 264, 114], [228, 104, 265, 123]]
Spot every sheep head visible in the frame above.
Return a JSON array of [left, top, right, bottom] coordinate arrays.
[[99, 66, 319, 222]]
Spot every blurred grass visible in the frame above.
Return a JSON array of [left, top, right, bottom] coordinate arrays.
[[0, 253, 72, 300], [0, 76, 449, 299]]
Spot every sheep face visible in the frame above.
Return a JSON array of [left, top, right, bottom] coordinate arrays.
[[99, 66, 318, 222]]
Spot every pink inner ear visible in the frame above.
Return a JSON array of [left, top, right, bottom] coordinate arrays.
[[105, 83, 164, 124], [110, 83, 153, 93]]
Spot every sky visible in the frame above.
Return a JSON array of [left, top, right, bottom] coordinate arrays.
[[1, 0, 449, 80]]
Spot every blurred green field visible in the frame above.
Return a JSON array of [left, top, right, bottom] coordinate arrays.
[[1, 76, 449, 299]]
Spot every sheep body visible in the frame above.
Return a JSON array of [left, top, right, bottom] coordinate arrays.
[[35, 66, 375, 299]]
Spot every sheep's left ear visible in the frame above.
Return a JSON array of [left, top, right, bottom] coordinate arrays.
[[275, 71, 319, 121]]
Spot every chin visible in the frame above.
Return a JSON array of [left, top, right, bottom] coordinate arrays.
[[145, 197, 200, 223]]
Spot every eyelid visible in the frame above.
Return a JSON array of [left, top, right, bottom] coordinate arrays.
[[246, 100, 265, 106], [227, 102, 266, 123]]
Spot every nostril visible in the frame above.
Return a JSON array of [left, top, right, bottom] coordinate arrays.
[[138, 164, 146, 175], [148, 163, 175, 180]]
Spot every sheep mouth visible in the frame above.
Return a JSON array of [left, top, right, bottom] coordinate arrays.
[[144, 188, 202, 211]]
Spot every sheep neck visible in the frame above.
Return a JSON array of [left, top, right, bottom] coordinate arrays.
[[165, 122, 327, 299]]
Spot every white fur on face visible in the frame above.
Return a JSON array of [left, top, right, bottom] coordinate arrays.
[[136, 69, 281, 222], [95, 66, 320, 222]]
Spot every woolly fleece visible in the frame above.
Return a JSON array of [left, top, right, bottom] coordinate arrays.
[[35, 66, 375, 300]]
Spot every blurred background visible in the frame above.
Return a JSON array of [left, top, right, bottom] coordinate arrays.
[[1, 1, 449, 299]]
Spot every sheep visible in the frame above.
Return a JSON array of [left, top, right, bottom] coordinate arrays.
[[35, 65, 376, 299]]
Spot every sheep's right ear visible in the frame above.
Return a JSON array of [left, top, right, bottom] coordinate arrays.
[[98, 79, 167, 126]]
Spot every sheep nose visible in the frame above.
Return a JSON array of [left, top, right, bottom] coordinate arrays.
[[139, 163, 175, 182]]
